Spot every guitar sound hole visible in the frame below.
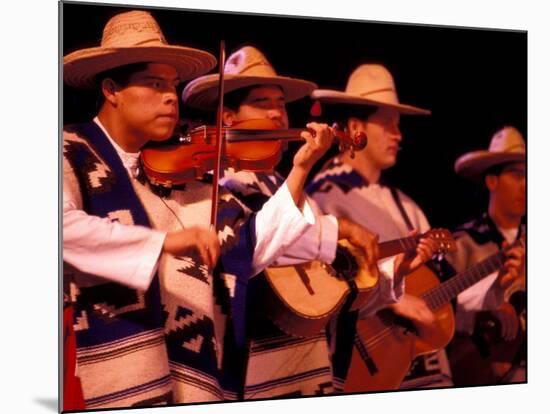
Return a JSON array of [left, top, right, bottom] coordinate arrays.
[[332, 246, 359, 282]]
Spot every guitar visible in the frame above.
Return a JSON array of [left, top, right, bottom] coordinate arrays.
[[261, 229, 456, 338], [344, 235, 525, 393]]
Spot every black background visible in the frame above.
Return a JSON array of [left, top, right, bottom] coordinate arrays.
[[62, 1, 527, 231]]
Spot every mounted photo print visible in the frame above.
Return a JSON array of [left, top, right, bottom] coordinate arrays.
[[61, 0, 526, 412]]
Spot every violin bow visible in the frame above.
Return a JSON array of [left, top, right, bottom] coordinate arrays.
[[210, 40, 226, 229]]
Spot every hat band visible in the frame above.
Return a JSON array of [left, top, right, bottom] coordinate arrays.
[[490, 143, 525, 153], [229, 60, 277, 77], [359, 87, 395, 97]]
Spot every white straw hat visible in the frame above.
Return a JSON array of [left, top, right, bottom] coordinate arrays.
[[454, 126, 526, 179], [311, 64, 431, 115], [64, 10, 217, 89], [182, 46, 317, 110]]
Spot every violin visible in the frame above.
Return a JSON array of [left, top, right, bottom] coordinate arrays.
[[141, 118, 367, 188]]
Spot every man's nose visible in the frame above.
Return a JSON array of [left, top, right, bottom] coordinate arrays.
[[164, 88, 178, 105], [390, 127, 402, 142], [267, 108, 283, 119]]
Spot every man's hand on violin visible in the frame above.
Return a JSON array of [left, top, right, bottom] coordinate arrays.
[[293, 122, 334, 171], [163, 226, 220, 268], [393, 230, 438, 284], [337, 217, 380, 273]]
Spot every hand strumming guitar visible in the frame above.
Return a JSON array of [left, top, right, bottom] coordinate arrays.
[[337, 217, 380, 274]]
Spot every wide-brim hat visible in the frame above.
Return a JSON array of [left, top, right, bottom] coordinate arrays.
[[455, 126, 526, 180], [311, 64, 431, 115], [182, 46, 317, 110], [64, 10, 217, 89]]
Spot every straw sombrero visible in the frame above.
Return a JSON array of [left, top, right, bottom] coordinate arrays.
[[454, 126, 526, 179], [311, 64, 431, 115], [182, 46, 317, 110], [64, 10, 217, 89]]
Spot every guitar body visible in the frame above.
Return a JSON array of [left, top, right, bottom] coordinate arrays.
[[344, 266, 455, 393], [261, 261, 350, 337], [263, 240, 379, 337]]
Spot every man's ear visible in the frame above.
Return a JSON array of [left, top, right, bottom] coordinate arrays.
[[222, 109, 236, 127], [347, 117, 362, 135], [101, 78, 119, 105], [485, 174, 499, 191]]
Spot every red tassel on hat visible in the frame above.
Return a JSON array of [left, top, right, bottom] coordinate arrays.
[[310, 101, 322, 117]]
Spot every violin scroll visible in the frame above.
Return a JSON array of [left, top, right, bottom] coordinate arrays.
[[332, 122, 367, 159]]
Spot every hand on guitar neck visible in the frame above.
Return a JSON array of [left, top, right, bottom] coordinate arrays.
[[497, 240, 526, 291], [392, 230, 441, 284], [336, 221, 448, 280]]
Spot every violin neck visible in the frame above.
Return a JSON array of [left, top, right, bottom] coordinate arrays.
[[225, 129, 305, 143]]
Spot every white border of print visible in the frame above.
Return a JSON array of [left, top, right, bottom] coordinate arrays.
[[3, 0, 546, 413]]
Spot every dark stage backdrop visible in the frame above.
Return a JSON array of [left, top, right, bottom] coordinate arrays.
[[62, 1, 527, 231]]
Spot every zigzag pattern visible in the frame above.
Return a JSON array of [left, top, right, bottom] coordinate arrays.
[[173, 252, 210, 284], [63, 132, 115, 195]]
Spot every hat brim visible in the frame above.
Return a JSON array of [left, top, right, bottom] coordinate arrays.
[[64, 45, 217, 89], [183, 74, 317, 110], [311, 89, 431, 115], [454, 151, 526, 180]]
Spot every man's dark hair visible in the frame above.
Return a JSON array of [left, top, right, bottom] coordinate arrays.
[[95, 62, 151, 109], [484, 162, 515, 179], [223, 86, 256, 112], [223, 84, 287, 112]]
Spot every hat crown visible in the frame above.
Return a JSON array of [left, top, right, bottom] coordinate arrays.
[[489, 126, 526, 154], [224, 46, 278, 77], [101, 10, 167, 48], [346, 64, 399, 105]]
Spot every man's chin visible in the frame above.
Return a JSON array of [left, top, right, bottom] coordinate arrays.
[[149, 130, 175, 142]]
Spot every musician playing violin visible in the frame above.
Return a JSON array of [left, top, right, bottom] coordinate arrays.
[[445, 126, 526, 385], [183, 46, 437, 398], [62, 12, 339, 408]]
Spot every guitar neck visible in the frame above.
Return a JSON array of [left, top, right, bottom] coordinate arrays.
[[378, 236, 419, 259], [422, 250, 507, 310]]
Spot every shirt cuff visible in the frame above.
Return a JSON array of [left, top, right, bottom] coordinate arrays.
[[130, 230, 166, 291], [357, 256, 403, 318], [318, 215, 338, 263]]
